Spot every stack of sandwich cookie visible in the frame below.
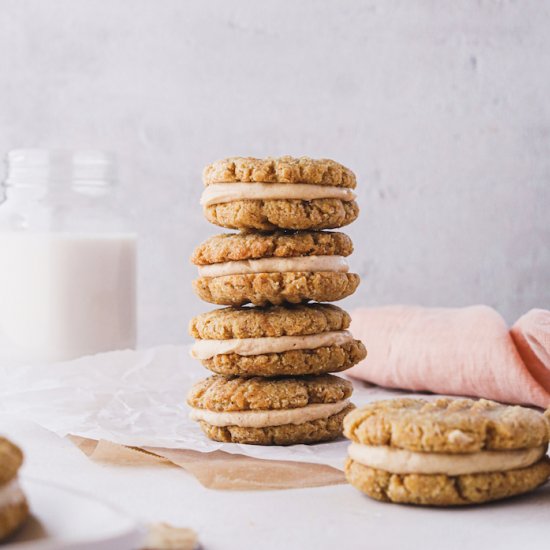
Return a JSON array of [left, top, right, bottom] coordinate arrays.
[[344, 397, 550, 506], [188, 156, 366, 446], [0, 437, 28, 540]]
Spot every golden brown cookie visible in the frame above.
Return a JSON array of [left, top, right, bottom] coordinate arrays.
[[187, 374, 354, 445], [192, 231, 354, 265], [202, 404, 355, 445], [192, 231, 359, 306], [190, 305, 367, 377], [0, 499, 29, 541], [190, 303, 350, 340], [194, 271, 359, 306], [0, 438, 23, 486], [203, 340, 367, 377], [203, 156, 356, 187], [0, 437, 28, 540], [188, 374, 353, 411], [344, 398, 550, 453], [205, 199, 359, 231], [345, 457, 550, 506], [343, 398, 550, 506], [201, 157, 359, 230]]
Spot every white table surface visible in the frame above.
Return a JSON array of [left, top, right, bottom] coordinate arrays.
[[1, 414, 548, 550]]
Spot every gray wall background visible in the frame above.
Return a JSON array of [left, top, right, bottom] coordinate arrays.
[[1, 0, 549, 346]]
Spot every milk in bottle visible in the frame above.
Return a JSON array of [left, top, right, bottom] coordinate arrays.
[[0, 150, 137, 364]]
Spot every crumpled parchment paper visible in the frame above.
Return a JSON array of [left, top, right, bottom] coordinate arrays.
[[0, 346, 410, 482]]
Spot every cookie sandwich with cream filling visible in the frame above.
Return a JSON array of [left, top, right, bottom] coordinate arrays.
[[0, 437, 28, 540], [201, 156, 359, 231], [192, 230, 359, 306], [344, 397, 550, 506], [188, 374, 355, 445], [189, 304, 366, 377]]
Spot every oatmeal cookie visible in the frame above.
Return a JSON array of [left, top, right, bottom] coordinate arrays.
[[192, 231, 359, 305], [189, 305, 366, 376], [343, 398, 550, 506], [201, 157, 359, 230], [187, 374, 354, 445]]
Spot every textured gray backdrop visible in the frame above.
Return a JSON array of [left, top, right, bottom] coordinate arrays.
[[1, 0, 549, 345]]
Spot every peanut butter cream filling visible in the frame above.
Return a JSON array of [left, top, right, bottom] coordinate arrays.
[[0, 478, 25, 509], [200, 183, 357, 207], [191, 330, 353, 360], [190, 399, 350, 428], [197, 255, 349, 278], [348, 443, 547, 476]]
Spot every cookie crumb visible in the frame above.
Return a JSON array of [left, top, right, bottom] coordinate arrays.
[[144, 523, 198, 550]]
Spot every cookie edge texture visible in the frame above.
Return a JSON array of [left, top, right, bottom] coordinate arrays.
[[345, 457, 550, 506], [203, 156, 356, 188], [198, 404, 355, 445]]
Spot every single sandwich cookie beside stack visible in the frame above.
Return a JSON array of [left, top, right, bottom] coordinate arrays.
[[187, 374, 355, 445], [344, 398, 550, 506], [191, 231, 360, 306], [0, 437, 29, 540], [201, 156, 359, 230], [190, 304, 367, 377]]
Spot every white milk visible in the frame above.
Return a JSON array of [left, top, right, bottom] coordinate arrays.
[[0, 233, 137, 363]]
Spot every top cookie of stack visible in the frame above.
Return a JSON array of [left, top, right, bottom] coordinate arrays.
[[200, 156, 359, 230]]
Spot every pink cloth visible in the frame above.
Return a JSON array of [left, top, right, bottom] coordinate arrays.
[[347, 305, 550, 408]]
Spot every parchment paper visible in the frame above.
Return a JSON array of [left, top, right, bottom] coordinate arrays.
[[0, 346, 411, 473], [69, 435, 346, 490]]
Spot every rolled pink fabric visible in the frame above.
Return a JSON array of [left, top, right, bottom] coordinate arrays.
[[347, 305, 550, 408]]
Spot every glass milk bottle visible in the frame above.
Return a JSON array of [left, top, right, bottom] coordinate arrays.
[[0, 149, 137, 364]]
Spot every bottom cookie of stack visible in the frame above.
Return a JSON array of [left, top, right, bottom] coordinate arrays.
[[0, 438, 29, 541], [343, 397, 550, 506], [187, 374, 354, 445]]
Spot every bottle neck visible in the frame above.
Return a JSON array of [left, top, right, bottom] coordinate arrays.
[[4, 149, 117, 191], [0, 150, 128, 234]]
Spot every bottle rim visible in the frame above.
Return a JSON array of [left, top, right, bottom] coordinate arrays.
[[4, 149, 117, 187]]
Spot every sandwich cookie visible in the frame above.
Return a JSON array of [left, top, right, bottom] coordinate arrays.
[[201, 156, 359, 231], [343, 398, 550, 506], [192, 231, 360, 306], [187, 373, 354, 445], [0, 437, 28, 540], [190, 304, 367, 377]]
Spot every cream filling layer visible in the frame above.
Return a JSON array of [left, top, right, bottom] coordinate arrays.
[[197, 255, 349, 278], [348, 443, 546, 476], [190, 399, 350, 428], [200, 183, 357, 206], [190, 330, 353, 360], [0, 478, 25, 509]]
